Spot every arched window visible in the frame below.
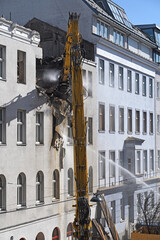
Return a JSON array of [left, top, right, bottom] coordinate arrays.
[[68, 168, 73, 196], [20, 238, 26, 240], [0, 175, 6, 211], [67, 223, 73, 240], [17, 173, 26, 207], [53, 170, 59, 199], [36, 171, 44, 203], [52, 227, 60, 240], [88, 166, 93, 193], [36, 232, 45, 240]]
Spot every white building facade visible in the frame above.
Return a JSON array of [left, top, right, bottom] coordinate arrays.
[[0, 0, 160, 239], [0, 17, 97, 240]]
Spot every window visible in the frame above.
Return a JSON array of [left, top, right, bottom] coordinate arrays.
[[52, 227, 60, 240], [88, 71, 92, 97], [53, 170, 60, 199], [35, 232, 45, 240], [0, 46, 5, 80], [119, 151, 123, 176], [109, 151, 115, 178], [120, 198, 124, 220], [127, 70, 132, 92], [17, 173, 26, 207], [135, 73, 139, 94], [17, 110, 26, 144], [111, 201, 116, 223], [97, 20, 108, 39], [36, 171, 44, 203], [88, 117, 93, 144], [109, 63, 114, 87], [150, 150, 154, 171], [88, 166, 93, 193], [158, 150, 160, 169], [142, 76, 146, 96], [136, 151, 141, 174], [143, 150, 147, 173], [119, 107, 124, 132], [0, 175, 6, 211], [119, 67, 123, 90], [97, 20, 100, 35], [128, 109, 132, 133], [135, 110, 140, 133], [0, 108, 6, 144], [67, 223, 73, 240], [109, 106, 115, 132], [99, 59, 104, 84], [157, 82, 160, 98], [157, 115, 160, 133], [143, 112, 147, 134], [149, 78, 153, 98], [17, 50, 26, 84], [67, 116, 73, 144], [99, 103, 105, 131], [113, 30, 124, 47], [149, 113, 153, 134], [68, 168, 73, 197], [36, 112, 44, 144], [82, 69, 87, 97], [99, 151, 105, 180]]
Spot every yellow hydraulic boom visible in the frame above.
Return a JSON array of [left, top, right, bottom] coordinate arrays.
[[63, 13, 92, 239]]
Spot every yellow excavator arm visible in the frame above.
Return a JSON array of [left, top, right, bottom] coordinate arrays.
[[63, 13, 92, 239]]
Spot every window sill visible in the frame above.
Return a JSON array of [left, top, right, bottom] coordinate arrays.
[[118, 131, 124, 134], [0, 209, 6, 213], [135, 132, 140, 135], [0, 78, 6, 82], [0, 143, 6, 146], [16, 205, 26, 210], [149, 132, 153, 135], [36, 143, 44, 146], [109, 130, 115, 134], [119, 88, 124, 91], [142, 132, 147, 135], [52, 198, 60, 202], [17, 143, 26, 146], [67, 195, 74, 199], [98, 130, 105, 133], [99, 82, 105, 85], [17, 81, 26, 85], [127, 90, 132, 93], [36, 201, 44, 206], [109, 84, 114, 88], [127, 131, 132, 135]]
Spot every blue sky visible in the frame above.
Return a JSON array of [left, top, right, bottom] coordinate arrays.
[[112, 0, 160, 26]]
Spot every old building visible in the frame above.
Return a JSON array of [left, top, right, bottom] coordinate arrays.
[[0, 16, 97, 240], [0, 0, 160, 239]]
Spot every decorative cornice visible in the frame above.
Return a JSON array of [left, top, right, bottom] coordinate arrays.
[[0, 17, 40, 46]]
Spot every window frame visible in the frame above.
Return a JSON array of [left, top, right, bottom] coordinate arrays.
[[99, 59, 104, 84], [99, 103, 105, 132], [17, 50, 26, 84], [109, 105, 115, 133], [127, 108, 132, 133], [127, 70, 132, 92], [0, 108, 6, 145], [17, 110, 26, 145], [36, 112, 44, 145], [135, 73, 139, 94], [0, 45, 6, 80]]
